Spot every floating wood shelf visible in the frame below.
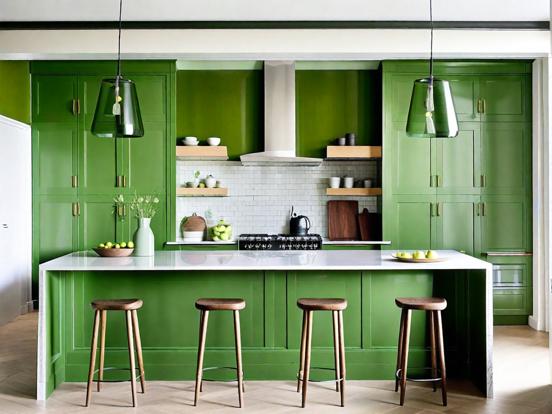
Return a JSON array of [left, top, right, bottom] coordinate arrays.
[[176, 145, 229, 160], [326, 188, 382, 196], [176, 187, 229, 197], [326, 145, 382, 160]]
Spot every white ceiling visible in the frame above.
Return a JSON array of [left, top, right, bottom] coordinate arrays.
[[0, 0, 549, 22]]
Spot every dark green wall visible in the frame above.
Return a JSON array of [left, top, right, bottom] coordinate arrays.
[[0, 61, 30, 124]]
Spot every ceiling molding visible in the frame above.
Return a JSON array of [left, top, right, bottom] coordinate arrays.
[[0, 20, 548, 30]]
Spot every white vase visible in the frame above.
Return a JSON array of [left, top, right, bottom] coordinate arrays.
[[134, 218, 155, 257]]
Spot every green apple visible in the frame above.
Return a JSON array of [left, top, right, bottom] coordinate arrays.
[[120, 242, 127, 248], [114, 244, 121, 249], [425, 250, 439, 259], [98, 243, 105, 248], [212, 236, 220, 241], [105, 242, 113, 248], [413, 250, 425, 260], [220, 233, 229, 241], [403, 252, 413, 259], [127, 241, 135, 248]]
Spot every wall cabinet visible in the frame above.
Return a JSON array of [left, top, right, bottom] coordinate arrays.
[[382, 61, 532, 323], [32, 62, 175, 296]]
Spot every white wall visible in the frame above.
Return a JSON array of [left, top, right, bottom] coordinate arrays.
[[0, 0, 548, 22]]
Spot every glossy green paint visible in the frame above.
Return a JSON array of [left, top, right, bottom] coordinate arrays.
[[176, 70, 263, 160], [295, 69, 381, 158], [43, 269, 482, 394], [0, 61, 30, 124], [382, 61, 533, 323]]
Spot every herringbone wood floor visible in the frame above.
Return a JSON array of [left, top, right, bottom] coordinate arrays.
[[0, 313, 550, 413]]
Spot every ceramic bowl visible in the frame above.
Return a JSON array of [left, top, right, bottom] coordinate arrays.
[[182, 231, 204, 242], [207, 137, 221, 146], [184, 136, 199, 145], [94, 248, 134, 257]]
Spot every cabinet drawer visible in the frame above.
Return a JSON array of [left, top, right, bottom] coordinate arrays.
[[493, 288, 529, 316], [492, 264, 527, 287]]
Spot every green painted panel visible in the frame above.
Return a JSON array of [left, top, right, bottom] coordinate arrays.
[[481, 122, 530, 195], [176, 70, 263, 160], [286, 271, 362, 348], [295, 69, 380, 158], [386, 73, 420, 124], [38, 197, 77, 263], [363, 271, 432, 348], [32, 75, 76, 123], [436, 124, 479, 195], [481, 195, 526, 252], [0, 61, 30, 124], [486, 255, 532, 287], [493, 288, 528, 315], [392, 196, 433, 250], [78, 197, 119, 250], [434, 196, 478, 255], [446, 76, 479, 122], [35, 125, 77, 195], [480, 75, 531, 122]]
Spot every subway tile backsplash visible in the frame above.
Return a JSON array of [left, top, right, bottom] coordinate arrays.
[[176, 161, 379, 238]]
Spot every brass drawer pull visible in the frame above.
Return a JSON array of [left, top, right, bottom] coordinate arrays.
[[71, 175, 78, 188], [484, 252, 533, 257], [122, 175, 127, 188]]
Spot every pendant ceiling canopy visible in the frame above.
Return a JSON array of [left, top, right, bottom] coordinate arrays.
[[406, 0, 458, 138], [91, 0, 144, 138]]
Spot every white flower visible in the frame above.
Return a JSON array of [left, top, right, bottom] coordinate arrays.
[[138, 197, 144, 203], [153, 197, 159, 203]]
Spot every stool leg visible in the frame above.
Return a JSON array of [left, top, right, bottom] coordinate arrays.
[[435, 310, 447, 406], [85, 310, 100, 407], [301, 311, 313, 408], [332, 311, 341, 393], [125, 310, 138, 407], [97, 310, 107, 392], [399, 309, 412, 406], [198, 311, 204, 393], [337, 310, 346, 408], [394, 309, 406, 392], [194, 310, 209, 406], [132, 310, 146, 393], [429, 310, 437, 392], [233, 310, 244, 408], [297, 310, 307, 392]]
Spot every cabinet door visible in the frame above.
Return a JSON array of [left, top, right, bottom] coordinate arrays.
[[435, 123, 479, 195], [479, 75, 530, 123], [38, 197, 78, 263], [444, 76, 480, 122], [389, 125, 435, 195], [34, 125, 77, 195], [386, 73, 423, 124], [120, 75, 168, 194], [480, 122, 530, 195], [389, 196, 434, 250], [32, 75, 77, 123], [433, 196, 478, 255], [78, 196, 122, 250], [480, 195, 527, 254], [78, 76, 118, 195]]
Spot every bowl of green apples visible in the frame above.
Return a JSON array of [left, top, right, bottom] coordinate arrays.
[[392, 250, 445, 263], [208, 219, 233, 242], [94, 241, 135, 257]]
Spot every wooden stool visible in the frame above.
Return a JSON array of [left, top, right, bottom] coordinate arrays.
[[194, 298, 246, 408], [296, 298, 347, 408], [85, 299, 145, 407], [394, 297, 447, 407]]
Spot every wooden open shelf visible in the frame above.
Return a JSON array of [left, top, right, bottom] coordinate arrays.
[[176, 145, 229, 160], [176, 187, 229, 197], [326, 188, 382, 196], [326, 145, 382, 160]]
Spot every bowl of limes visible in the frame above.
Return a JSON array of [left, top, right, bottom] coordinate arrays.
[[94, 241, 135, 257]]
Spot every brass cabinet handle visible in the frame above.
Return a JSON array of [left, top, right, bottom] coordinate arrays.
[[122, 175, 127, 188], [436, 175, 441, 187], [77, 99, 81, 115], [116, 175, 121, 187], [475, 202, 480, 216], [482, 98, 486, 114], [436, 202, 441, 217], [480, 174, 486, 188], [477, 98, 482, 114], [71, 175, 78, 188], [72, 99, 77, 116], [430, 202, 434, 217], [72, 202, 77, 216], [481, 202, 486, 216]]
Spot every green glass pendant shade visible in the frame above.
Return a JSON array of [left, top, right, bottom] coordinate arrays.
[[91, 78, 144, 138], [406, 77, 459, 138]]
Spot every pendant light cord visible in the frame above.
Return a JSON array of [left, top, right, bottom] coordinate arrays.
[[429, 0, 434, 82], [116, 0, 123, 80]]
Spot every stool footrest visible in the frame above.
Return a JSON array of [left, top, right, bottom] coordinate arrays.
[[297, 367, 345, 384], [93, 366, 142, 383], [201, 366, 244, 383], [395, 368, 443, 383]]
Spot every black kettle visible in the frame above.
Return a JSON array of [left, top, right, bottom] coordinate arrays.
[[289, 207, 311, 236]]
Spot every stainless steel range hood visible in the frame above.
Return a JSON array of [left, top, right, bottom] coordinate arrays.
[[240, 61, 323, 166]]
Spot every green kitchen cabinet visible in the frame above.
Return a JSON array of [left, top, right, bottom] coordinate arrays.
[[38, 196, 78, 263], [385, 196, 434, 250], [479, 75, 531, 123], [32, 75, 77, 123], [77, 197, 122, 250], [444, 75, 480, 122], [480, 122, 531, 196], [433, 196, 479, 256]]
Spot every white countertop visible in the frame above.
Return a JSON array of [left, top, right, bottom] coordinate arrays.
[[39, 250, 492, 272]]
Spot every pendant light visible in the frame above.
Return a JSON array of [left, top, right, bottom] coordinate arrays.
[[406, 0, 458, 138], [91, 0, 144, 138]]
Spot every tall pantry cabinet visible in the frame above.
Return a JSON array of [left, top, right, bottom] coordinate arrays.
[[382, 61, 532, 324], [32, 61, 176, 296]]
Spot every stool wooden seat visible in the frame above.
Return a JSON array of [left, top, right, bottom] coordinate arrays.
[[395, 297, 447, 311], [296, 298, 347, 408], [85, 299, 145, 407], [91, 298, 144, 311], [297, 298, 347, 311], [195, 298, 246, 311], [395, 297, 447, 407], [194, 298, 245, 408]]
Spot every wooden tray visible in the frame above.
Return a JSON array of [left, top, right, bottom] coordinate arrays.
[[391, 253, 447, 263], [94, 248, 134, 257], [327, 200, 359, 241]]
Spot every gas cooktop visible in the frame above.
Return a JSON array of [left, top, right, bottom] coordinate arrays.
[[238, 234, 322, 250]]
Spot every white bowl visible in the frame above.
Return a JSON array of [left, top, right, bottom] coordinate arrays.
[[182, 231, 204, 242], [183, 141, 199, 146], [207, 137, 221, 146], [184, 136, 198, 144]]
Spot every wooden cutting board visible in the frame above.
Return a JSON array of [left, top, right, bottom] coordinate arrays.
[[327, 200, 359, 241], [357, 208, 381, 241]]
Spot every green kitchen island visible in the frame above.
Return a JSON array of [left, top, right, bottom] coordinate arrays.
[[37, 250, 493, 400]]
